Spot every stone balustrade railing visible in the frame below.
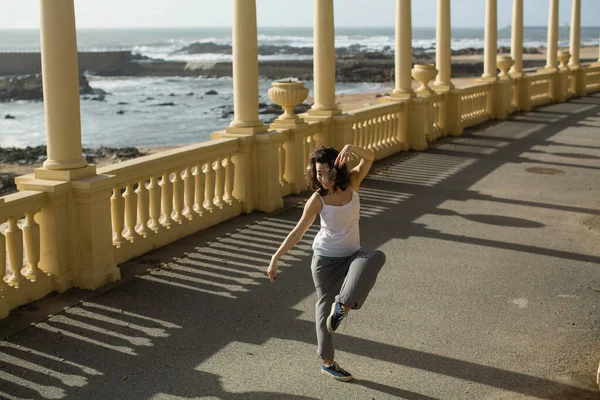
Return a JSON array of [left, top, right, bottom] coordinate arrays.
[[584, 65, 600, 93], [277, 121, 326, 197], [0, 191, 53, 319], [344, 102, 409, 161], [2, 61, 600, 319], [459, 83, 493, 129], [528, 72, 555, 108], [98, 138, 242, 265]]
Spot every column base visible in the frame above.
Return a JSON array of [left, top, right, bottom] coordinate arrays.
[[270, 120, 308, 130], [539, 66, 558, 73], [476, 76, 498, 83], [433, 82, 455, 92], [225, 125, 268, 134], [43, 157, 87, 171], [34, 165, 96, 181], [307, 108, 342, 117]]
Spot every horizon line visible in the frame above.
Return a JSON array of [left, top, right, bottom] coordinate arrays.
[[1, 25, 599, 30]]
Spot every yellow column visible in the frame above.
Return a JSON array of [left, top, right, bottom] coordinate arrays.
[[308, 0, 340, 116], [568, 0, 581, 68], [226, 0, 267, 133], [391, 0, 414, 99], [482, 0, 498, 80], [37, 0, 89, 177], [545, 0, 559, 70], [434, 0, 454, 90], [509, 0, 524, 76]]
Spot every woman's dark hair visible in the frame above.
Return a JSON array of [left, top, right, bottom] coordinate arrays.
[[307, 146, 350, 196]]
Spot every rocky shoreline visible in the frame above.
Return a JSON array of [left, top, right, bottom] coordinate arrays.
[[0, 42, 581, 84], [0, 146, 148, 195]]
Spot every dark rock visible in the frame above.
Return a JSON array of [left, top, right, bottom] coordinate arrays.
[[0, 173, 18, 196], [186, 92, 194, 96], [171, 42, 233, 55], [78, 76, 107, 96], [5, 114, 15, 119], [205, 90, 218, 95], [117, 110, 125, 115], [91, 94, 106, 101], [0, 146, 48, 164], [169, 93, 176, 96], [259, 104, 283, 115], [117, 101, 129, 105], [220, 106, 234, 118], [293, 103, 311, 114], [0, 74, 43, 101], [146, 97, 155, 100], [154, 102, 175, 106]]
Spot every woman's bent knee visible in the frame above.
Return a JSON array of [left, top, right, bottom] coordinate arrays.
[[371, 250, 386, 267]]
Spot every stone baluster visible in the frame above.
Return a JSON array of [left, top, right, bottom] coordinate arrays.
[[203, 163, 215, 213], [122, 183, 137, 242], [135, 179, 149, 238], [194, 163, 206, 215], [172, 168, 184, 224], [223, 155, 235, 205], [182, 165, 195, 220], [5, 218, 23, 288], [22, 211, 41, 282], [110, 186, 124, 248], [213, 157, 225, 209], [160, 171, 174, 229], [147, 176, 161, 233]]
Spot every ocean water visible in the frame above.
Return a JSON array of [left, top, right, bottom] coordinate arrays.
[[0, 27, 598, 148], [0, 77, 392, 148]]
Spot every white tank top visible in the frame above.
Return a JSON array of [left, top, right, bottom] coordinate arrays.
[[312, 189, 361, 257]]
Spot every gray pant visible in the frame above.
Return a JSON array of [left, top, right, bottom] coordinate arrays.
[[310, 250, 386, 360]]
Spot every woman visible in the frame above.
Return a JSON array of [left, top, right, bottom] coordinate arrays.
[[267, 144, 386, 382]]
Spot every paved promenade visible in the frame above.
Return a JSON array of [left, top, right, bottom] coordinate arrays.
[[1, 94, 599, 399]]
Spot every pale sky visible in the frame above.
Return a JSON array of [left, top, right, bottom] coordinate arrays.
[[1, 0, 599, 29]]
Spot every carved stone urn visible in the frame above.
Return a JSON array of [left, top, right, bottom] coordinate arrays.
[[497, 55, 515, 79], [411, 64, 438, 96], [557, 50, 571, 70], [267, 80, 309, 128]]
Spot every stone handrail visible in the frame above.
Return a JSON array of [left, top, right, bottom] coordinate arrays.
[[98, 138, 242, 264], [459, 83, 492, 128]]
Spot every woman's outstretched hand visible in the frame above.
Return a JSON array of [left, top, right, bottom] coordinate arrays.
[[334, 144, 353, 167], [266, 258, 278, 283]]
